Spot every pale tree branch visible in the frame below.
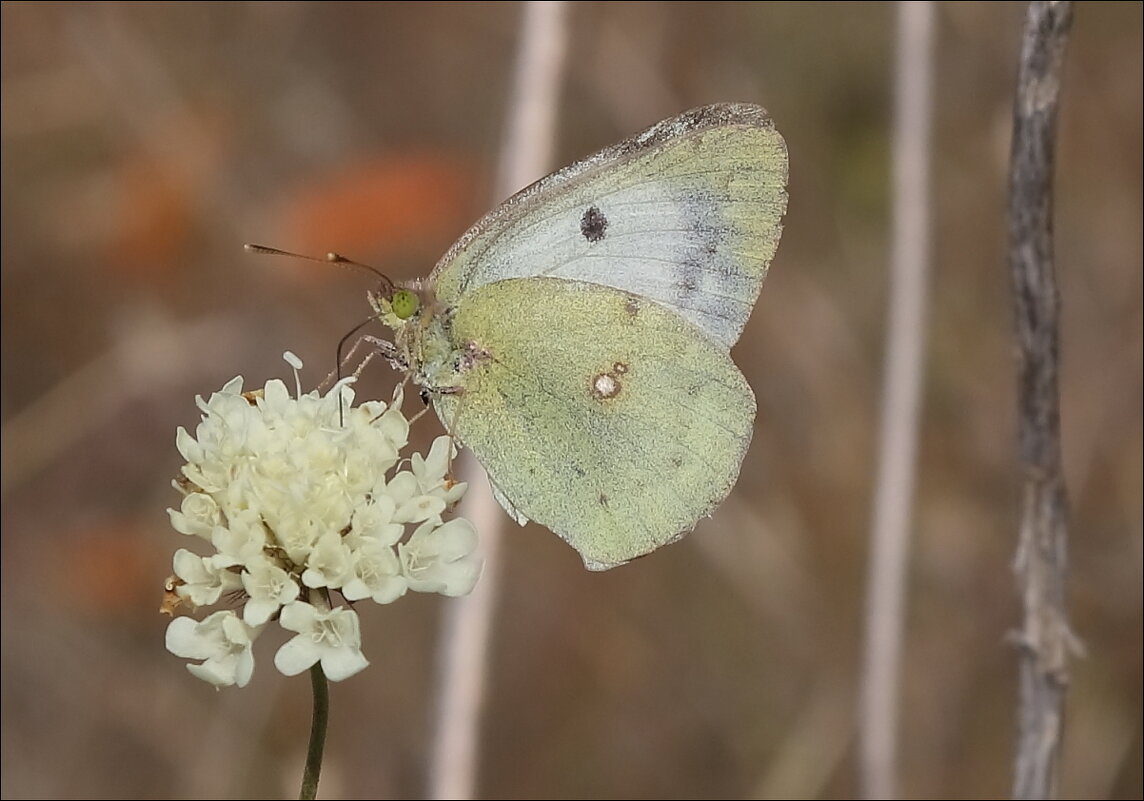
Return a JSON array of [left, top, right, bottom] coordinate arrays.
[[1007, 3, 1077, 799], [858, 3, 935, 798], [426, 3, 569, 799]]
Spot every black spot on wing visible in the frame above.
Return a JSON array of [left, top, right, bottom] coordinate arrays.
[[580, 205, 609, 243]]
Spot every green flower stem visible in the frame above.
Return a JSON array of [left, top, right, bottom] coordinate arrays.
[[299, 664, 329, 801]]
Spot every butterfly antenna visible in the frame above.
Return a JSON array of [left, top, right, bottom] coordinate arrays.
[[244, 243, 397, 295], [245, 243, 404, 427]]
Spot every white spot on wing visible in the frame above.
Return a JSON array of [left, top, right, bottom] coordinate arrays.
[[592, 373, 620, 399]]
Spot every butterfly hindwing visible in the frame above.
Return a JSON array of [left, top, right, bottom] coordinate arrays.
[[430, 278, 755, 570]]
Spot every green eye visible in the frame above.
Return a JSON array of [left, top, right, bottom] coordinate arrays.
[[391, 289, 419, 320]]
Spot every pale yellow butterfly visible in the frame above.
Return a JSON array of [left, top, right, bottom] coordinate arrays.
[[371, 103, 788, 570]]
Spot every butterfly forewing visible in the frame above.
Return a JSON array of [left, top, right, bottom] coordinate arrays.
[[430, 103, 788, 350]]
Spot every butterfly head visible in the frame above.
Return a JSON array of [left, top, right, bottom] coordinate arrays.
[[368, 284, 424, 329]]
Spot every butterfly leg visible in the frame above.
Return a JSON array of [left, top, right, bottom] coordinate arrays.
[[316, 333, 408, 394], [350, 334, 409, 376], [398, 381, 468, 478], [419, 339, 490, 471], [406, 382, 464, 425]]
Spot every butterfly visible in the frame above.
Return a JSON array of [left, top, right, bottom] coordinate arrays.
[[371, 103, 787, 570]]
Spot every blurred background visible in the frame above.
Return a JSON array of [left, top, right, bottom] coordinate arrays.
[[1, 2, 1139, 798]]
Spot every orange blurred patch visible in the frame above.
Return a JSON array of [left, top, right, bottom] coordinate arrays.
[[108, 156, 193, 277], [275, 151, 479, 279], [50, 518, 167, 617], [105, 108, 226, 280]]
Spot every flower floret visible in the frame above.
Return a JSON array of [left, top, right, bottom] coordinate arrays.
[[399, 518, 482, 596], [274, 602, 369, 682], [165, 610, 261, 688]]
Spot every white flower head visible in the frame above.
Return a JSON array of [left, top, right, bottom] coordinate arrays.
[[163, 354, 480, 686]]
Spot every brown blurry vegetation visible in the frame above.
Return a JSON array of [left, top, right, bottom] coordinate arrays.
[[1, 3, 1139, 799]]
